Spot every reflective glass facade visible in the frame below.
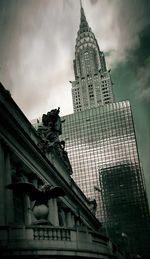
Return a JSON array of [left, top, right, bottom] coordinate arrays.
[[61, 101, 150, 257], [33, 4, 150, 257], [61, 101, 140, 218], [100, 163, 150, 256]]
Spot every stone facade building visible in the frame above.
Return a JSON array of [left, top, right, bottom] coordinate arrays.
[[0, 83, 127, 258]]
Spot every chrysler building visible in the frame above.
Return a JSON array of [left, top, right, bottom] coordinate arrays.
[[71, 4, 114, 112], [60, 3, 150, 257]]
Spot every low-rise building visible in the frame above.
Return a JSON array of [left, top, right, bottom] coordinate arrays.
[[0, 83, 126, 258]]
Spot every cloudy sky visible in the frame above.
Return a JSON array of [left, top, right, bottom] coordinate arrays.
[[0, 0, 150, 202]]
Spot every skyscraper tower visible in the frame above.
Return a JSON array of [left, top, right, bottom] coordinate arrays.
[[71, 4, 114, 112], [60, 3, 150, 258]]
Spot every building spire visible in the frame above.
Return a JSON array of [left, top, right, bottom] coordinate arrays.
[[79, 0, 89, 32]]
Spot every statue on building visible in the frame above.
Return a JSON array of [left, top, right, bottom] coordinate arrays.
[[42, 107, 62, 142], [37, 107, 73, 174], [37, 107, 64, 151], [6, 182, 65, 224]]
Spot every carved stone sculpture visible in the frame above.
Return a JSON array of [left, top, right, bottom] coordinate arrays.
[[37, 108, 73, 174], [6, 182, 65, 224], [37, 107, 64, 151]]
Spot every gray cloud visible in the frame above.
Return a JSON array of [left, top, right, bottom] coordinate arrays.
[[0, 0, 79, 118], [0, 0, 150, 203], [0, 0, 150, 119], [90, 0, 98, 5], [136, 56, 150, 100], [83, 0, 150, 68]]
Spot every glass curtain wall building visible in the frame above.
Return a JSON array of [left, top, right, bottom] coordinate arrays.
[[60, 3, 150, 258], [61, 101, 150, 257], [100, 162, 150, 256], [32, 3, 150, 258], [61, 101, 146, 219]]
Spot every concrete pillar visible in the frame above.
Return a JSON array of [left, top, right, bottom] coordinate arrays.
[[76, 218, 80, 227], [0, 141, 5, 224], [31, 178, 38, 223], [17, 172, 32, 225], [24, 196, 32, 225], [5, 152, 14, 224], [66, 211, 73, 227], [60, 209, 66, 227], [71, 213, 75, 227], [48, 198, 59, 226]]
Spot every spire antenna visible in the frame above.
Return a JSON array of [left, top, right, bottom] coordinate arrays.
[[80, 0, 83, 8]]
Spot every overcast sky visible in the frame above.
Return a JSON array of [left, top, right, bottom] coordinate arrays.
[[0, 0, 150, 203]]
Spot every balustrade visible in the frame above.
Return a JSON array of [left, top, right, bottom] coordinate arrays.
[[0, 225, 127, 258], [33, 227, 71, 241]]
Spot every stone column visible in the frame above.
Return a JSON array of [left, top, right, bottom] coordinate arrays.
[[60, 209, 66, 227], [5, 152, 14, 224], [0, 141, 5, 224], [71, 213, 75, 227], [31, 178, 38, 223], [66, 210, 73, 227], [14, 171, 32, 225], [61, 209, 66, 227], [24, 196, 32, 225], [48, 198, 59, 226], [75, 217, 81, 227]]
